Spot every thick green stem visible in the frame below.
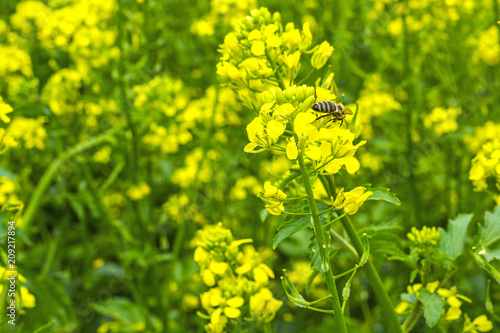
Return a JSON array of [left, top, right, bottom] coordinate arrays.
[[22, 126, 123, 231], [341, 215, 403, 333], [297, 154, 347, 333]]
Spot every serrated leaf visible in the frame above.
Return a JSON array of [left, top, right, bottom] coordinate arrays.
[[484, 248, 500, 261], [438, 213, 473, 259], [366, 187, 401, 206], [479, 204, 500, 248], [418, 289, 444, 327], [273, 216, 311, 249]]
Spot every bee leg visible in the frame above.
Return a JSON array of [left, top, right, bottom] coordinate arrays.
[[313, 114, 331, 122]]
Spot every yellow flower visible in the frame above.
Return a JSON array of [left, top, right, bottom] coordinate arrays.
[[469, 138, 500, 193], [126, 182, 151, 201], [6, 117, 47, 150], [311, 41, 334, 69], [93, 146, 111, 163], [259, 181, 287, 215], [333, 187, 372, 215], [0, 96, 13, 123], [407, 226, 441, 253], [423, 106, 461, 136], [463, 314, 493, 332], [250, 288, 283, 322], [476, 26, 500, 66]]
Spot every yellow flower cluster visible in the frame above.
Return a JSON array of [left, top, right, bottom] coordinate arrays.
[[41, 69, 84, 116], [2, 117, 47, 150], [126, 182, 151, 201], [36, 0, 119, 71], [231, 176, 261, 201], [469, 138, 500, 194], [133, 75, 188, 117], [172, 148, 216, 189], [0, 177, 20, 207], [217, 7, 319, 106], [133, 75, 193, 155], [101, 192, 125, 220], [245, 85, 365, 175], [195, 223, 282, 332], [475, 26, 500, 66], [349, 75, 401, 138], [407, 226, 441, 254], [0, 45, 33, 79], [143, 123, 192, 155], [191, 0, 257, 36], [333, 187, 373, 215], [180, 87, 242, 129], [0, 266, 36, 311], [423, 106, 461, 137], [10, 1, 51, 36], [395, 281, 480, 324], [384, 0, 475, 36], [162, 193, 207, 226], [464, 122, 500, 154]]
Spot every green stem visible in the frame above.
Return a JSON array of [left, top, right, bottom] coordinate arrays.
[[323, 212, 346, 229], [297, 154, 347, 332], [22, 126, 123, 231], [341, 215, 403, 333], [402, 0, 421, 225], [402, 303, 422, 332], [265, 49, 286, 90], [329, 229, 358, 258]]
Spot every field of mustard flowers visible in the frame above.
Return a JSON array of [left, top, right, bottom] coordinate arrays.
[[1, 0, 500, 332]]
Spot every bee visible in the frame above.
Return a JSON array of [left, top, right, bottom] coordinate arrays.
[[312, 101, 353, 127]]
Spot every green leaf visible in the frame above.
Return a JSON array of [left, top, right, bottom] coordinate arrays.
[[479, 204, 500, 248], [259, 208, 269, 223], [90, 297, 142, 325], [0, 165, 17, 179], [365, 187, 401, 206], [438, 213, 473, 259], [273, 215, 311, 249], [417, 289, 444, 327], [484, 248, 500, 261], [473, 250, 500, 285], [360, 221, 402, 239]]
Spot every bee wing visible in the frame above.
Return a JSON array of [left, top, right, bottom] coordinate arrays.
[[343, 108, 354, 115]]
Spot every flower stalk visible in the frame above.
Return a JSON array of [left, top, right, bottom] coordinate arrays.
[[341, 215, 403, 333], [297, 153, 348, 332]]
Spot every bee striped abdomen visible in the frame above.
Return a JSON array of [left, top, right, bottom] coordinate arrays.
[[312, 101, 337, 112]]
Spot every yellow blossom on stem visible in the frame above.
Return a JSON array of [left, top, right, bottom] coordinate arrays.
[[333, 187, 372, 215], [0, 96, 13, 123], [423, 106, 461, 136], [463, 314, 493, 333], [259, 181, 287, 215], [311, 41, 334, 69]]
